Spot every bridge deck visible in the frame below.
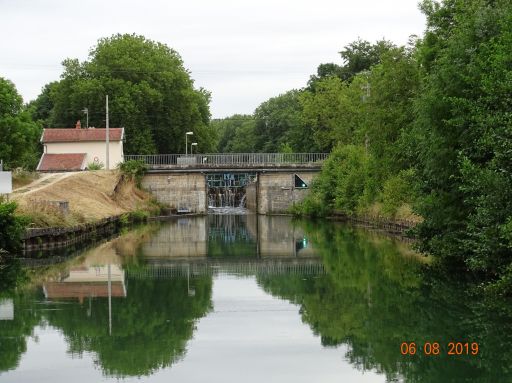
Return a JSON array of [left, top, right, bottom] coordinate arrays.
[[125, 153, 328, 170]]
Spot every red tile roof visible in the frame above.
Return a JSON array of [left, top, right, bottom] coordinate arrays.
[[37, 153, 87, 172], [43, 282, 126, 299], [41, 128, 124, 143]]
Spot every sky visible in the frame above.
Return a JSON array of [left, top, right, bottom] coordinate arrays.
[[0, 0, 426, 118]]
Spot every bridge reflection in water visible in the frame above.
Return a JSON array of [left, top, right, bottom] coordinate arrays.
[[128, 214, 324, 278]]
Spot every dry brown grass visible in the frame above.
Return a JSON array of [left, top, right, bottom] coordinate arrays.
[[14, 170, 157, 227], [12, 170, 40, 189]]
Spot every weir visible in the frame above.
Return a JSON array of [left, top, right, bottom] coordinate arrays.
[[136, 153, 327, 214], [206, 172, 256, 208]]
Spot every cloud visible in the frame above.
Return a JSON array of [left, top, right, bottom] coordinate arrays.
[[0, 0, 425, 117]]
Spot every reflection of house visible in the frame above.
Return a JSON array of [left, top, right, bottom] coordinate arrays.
[[37, 121, 124, 172], [0, 298, 14, 320], [43, 265, 126, 301]]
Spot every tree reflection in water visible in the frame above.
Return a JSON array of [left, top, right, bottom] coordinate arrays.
[[257, 220, 512, 383]]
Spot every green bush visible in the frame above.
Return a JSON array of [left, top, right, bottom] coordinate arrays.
[[87, 162, 104, 170], [380, 169, 416, 217], [118, 160, 147, 187], [0, 200, 29, 255], [130, 210, 150, 222], [294, 145, 372, 217]]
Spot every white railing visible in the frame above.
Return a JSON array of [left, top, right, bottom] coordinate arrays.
[[124, 153, 328, 168]]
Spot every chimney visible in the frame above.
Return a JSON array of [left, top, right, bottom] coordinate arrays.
[[75, 120, 81, 129]]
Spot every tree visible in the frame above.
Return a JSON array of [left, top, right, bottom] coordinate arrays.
[[308, 39, 396, 88], [26, 81, 58, 127], [300, 76, 363, 152], [412, 0, 512, 288], [45, 34, 214, 154], [0, 77, 41, 170], [253, 90, 306, 152], [212, 114, 256, 153]]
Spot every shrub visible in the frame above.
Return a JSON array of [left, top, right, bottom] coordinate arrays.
[[380, 169, 416, 217], [87, 162, 104, 170], [118, 160, 147, 187], [293, 145, 372, 217], [0, 200, 29, 254]]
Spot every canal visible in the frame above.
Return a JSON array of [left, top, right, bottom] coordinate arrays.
[[1, 215, 511, 382]]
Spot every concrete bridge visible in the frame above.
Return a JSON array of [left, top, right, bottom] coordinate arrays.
[[126, 153, 328, 214]]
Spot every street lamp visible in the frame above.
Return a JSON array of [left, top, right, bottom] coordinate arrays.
[[185, 132, 193, 155], [82, 108, 89, 129], [191, 142, 197, 155]]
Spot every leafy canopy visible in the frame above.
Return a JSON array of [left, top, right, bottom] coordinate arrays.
[[39, 34, 214, 155]]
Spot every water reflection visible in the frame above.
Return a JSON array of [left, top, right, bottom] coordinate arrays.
[[139, 215, 314, 260], [1, 217, 512, 382]]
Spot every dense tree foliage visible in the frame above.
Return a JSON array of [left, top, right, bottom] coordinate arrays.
[[294, 45, 420, 220], [308, 38, 395, 87], [0, 78, 41, 170], [213, 115, 257, 152], [0, 201, 28, 255], [410, 0, 512, 288], [32, 34, 214, 154]]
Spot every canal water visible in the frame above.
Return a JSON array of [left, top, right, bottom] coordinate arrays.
[[1, 215, 511, 382]]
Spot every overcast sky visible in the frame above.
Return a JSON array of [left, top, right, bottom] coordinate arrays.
[[0, 0, 426, 118]]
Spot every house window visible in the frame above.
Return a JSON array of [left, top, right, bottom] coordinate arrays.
[[294, 174, 308, 188]]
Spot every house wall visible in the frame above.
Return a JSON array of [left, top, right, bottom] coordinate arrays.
[[45, 141, 124, 169]]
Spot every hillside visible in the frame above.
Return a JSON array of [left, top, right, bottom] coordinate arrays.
[[12, 170, 157, 227]]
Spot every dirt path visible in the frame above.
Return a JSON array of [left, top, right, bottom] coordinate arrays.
[[11, 172, 78, 197]]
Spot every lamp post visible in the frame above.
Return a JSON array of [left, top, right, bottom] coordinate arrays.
[[185, 132, 193, 155], [191, 142, 197, 155], [82, 107, 89, 129]]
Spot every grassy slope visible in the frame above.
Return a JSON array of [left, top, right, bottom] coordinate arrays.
[[12, 170, 157, 227]]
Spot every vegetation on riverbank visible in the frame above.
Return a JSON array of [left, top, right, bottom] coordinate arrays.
[[0, 199, 28, 255]]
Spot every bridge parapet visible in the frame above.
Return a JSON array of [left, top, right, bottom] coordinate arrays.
[[125, 153, 328, 170]]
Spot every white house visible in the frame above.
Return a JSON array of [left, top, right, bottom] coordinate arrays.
[[37, 121, 125, 172]]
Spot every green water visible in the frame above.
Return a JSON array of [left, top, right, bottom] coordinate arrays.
[[0, 215, 511, 382]]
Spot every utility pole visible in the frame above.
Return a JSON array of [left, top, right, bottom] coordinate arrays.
[[106, 95, 110, 170], [82, 107, 89, 129], [361, 77, 371, 152]]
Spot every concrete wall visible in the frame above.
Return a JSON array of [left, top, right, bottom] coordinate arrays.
[[142, 170, 317, 215], [245, 182, 257, 211], [142, 173, 207, 213], [255, 172, 317, 214], [45, 141, 124, 169]]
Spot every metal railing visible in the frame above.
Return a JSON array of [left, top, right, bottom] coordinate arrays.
[[127, 261, 325, 278], [124, 153, 328, 168]]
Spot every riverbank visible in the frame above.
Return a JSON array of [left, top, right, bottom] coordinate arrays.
[[328, 212, 417, 241], [12, 170, 161, 227]]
